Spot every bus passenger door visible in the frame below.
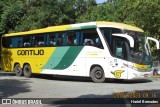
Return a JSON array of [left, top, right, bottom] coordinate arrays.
[[109, 37, 128, 79]]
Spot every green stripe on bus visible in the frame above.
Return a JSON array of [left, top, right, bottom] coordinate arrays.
[[53, 46, 84, 70], [80, 25, 96, 29], [42, 47, 70, 69], [67, 25, 96, 31]]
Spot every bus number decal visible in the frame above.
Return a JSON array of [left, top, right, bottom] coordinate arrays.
[[17, 49, 44, 56]]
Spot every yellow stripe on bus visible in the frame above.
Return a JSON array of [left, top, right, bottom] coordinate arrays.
[[5, 25, 71, 36]]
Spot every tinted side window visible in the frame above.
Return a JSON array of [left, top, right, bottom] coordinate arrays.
[[48, 32, 68, 46], [113, 37, 127, 60], [56, 33, 66, 46], [23, 36, 31, 47], [48, 33, 56, 46], [2, 37, 11, 48], [100, 28, 122, 53], [67, 31, 76, 45], [2, 29, 103, 49], [3, 37, 23, 48], [33, 34, 46, 47], [81, 29, 103, 49], [100, 28, 122, 45]]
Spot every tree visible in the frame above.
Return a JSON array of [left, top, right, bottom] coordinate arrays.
[[0, 0, 26, 33], [77, 0, 136, 23], [0, 0, 97, 33]]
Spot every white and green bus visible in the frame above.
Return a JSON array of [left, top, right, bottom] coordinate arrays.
[[1, 21, 159, 82]]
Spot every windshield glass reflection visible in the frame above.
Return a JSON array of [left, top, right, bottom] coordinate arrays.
[[125, 30, 151, 64]]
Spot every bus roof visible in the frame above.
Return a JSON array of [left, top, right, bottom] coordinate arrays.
[[96, 21, 143, 32], [4, 21, 144, 37]]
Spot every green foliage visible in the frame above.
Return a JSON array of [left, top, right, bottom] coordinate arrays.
[[77, 3, 119, 22], [0, 0, 96, 32], [0, 0, 26, 33]]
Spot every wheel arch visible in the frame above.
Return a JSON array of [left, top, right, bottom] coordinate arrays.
[[23, 62, 32, 78], [89, 64, 106, 83], [14, 62, 23, 76], [89, 64, 104, 76], [13, 62, 21, 71], [23, 62, 30, 68]]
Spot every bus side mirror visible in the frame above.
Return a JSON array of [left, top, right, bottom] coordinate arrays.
[[147, 37, 159, 49], [112, 34, 134, 48]]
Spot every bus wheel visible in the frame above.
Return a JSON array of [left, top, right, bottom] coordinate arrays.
[[90, 66, 105, 83], [23, 64, 32, 78], [14, 64, 23, 76]]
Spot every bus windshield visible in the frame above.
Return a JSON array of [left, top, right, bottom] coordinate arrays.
[[124, 30, 151, 64], [99, 27, 152, 64]]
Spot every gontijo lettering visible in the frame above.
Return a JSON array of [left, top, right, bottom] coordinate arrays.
[[17, 49, 44, 56]]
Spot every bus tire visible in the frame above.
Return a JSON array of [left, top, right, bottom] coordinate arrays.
[[23, 64, 32, 78], [14, 64, 23, 76], [90, 66, 105, 83]]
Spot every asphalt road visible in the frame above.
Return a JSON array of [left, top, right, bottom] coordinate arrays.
[[0, 70, 160, 107]]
